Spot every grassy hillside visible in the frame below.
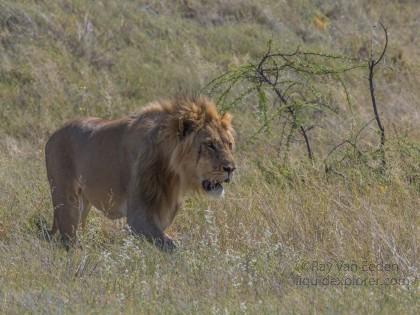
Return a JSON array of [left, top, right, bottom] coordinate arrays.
[[0, 0, 419, 314]]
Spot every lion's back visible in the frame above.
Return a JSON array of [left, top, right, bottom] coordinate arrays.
[[45, 117, 129, 185], [45, 118, 103, 164]]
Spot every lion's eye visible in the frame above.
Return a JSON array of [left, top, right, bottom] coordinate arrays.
[[207, 142, 216, 151]]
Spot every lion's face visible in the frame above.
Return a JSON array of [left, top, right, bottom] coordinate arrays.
[[190, 122, 236, 198], [168, 99, 236, 198]]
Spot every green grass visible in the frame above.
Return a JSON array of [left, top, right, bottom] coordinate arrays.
[[0, 0, 419, 314]]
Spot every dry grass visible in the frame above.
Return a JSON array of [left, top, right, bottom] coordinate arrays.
[[0, 0, 419, 314]]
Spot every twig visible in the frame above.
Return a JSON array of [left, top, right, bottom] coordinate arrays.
[[368, 22, 388, 168], [300, 125, 313, 160]]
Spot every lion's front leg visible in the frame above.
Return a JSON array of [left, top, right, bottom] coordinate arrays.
[[155, 233, 176, 252], [127, 209, 176, 252]]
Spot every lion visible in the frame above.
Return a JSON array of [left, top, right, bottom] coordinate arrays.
[[45, 96, 235, 251]]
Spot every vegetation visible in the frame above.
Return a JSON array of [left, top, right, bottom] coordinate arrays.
[[0, 0, 419, 314]]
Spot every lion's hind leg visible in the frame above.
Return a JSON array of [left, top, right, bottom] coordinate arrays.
[[49, 184, 82, 248], [46, 168, 82, 248], [46, 135, 86, 249]]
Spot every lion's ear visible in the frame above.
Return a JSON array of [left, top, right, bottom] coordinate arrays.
[[178, 118, 197, 139]]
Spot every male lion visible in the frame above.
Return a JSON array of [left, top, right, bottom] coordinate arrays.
[[45, 96, 235, 250]]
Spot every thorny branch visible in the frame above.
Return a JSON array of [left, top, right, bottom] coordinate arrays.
[[255, 45, 314, 161]]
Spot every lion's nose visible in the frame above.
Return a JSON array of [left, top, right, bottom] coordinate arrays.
[[223, 165, 235, 173], [223, 165, 236, 182]]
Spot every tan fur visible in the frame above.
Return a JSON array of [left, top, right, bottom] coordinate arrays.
[[45, 96, 235, 250]]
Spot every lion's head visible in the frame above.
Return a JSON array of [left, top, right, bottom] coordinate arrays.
[[164, 97, 236, 198]]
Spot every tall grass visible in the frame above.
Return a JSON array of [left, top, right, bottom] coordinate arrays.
[[0, 0, 419, 314]]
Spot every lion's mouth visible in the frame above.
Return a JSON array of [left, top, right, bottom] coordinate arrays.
[[202, 180, 224, 197]]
